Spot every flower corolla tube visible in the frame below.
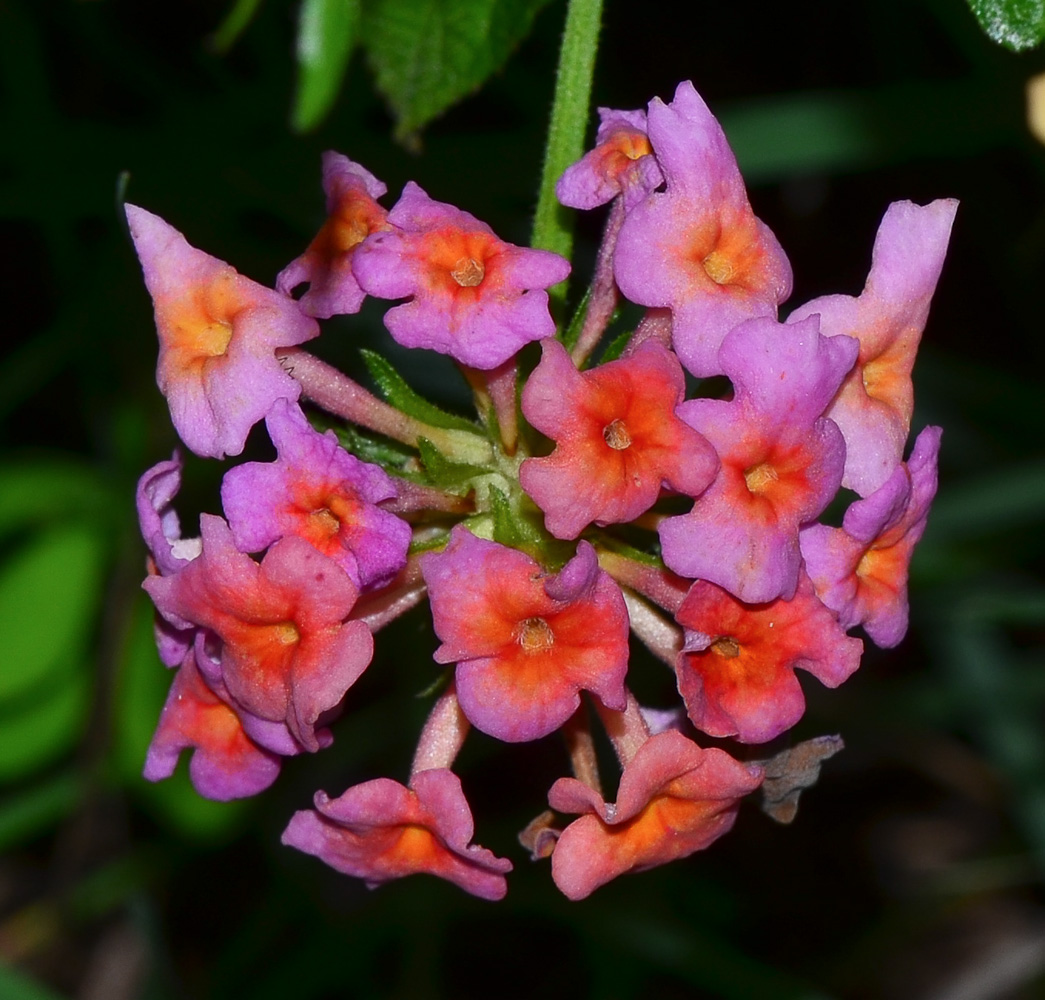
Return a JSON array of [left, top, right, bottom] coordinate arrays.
[[128, 79, 953, 899]]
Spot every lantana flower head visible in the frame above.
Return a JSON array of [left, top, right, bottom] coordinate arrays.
[[520, 338, 718, 539], [144, 514, 373, 752], [352, 182, 570, 369], [125, 205, 319, 459], [220, 398, 411, 591], [556, 107, 663, 211], [276, 152, 390, 319], [548, 731, 764, 900], [422, 527, 629, 742], [788, 199, 957, 496], [675, 574, 863, 744], [282, 769, 512, 900], [613, 81, 793, 377], [800, 424, 942, 647], [659, 315, 858, 604]]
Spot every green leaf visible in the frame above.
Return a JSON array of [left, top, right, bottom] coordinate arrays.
[[210, 0, 264, 52], [0, 525, 106, 702], [360, 349, 478, 432], [561, 286, 591, 352], [488, 484, 544, 550], [292, 0, 361, 131], [599, 326, 635, 364], [0, 963, 66, 1000], [965, 0, 1045, 51], [332, 423, 415, 469], [0, 661, 90, 780], [416, 437, 487, 490], [0, 773, 79, 852], [0, 459, 112, 536], [362, 0, 554, 141]]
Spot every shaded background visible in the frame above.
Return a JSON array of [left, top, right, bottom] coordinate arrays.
[[2, 0, 1045, 997]]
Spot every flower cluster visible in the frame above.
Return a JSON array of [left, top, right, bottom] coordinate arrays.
[[130, 82, 954, 901]]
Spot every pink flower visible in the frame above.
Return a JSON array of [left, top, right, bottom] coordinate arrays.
[[675, 574, 863, 743], [276, 152, 390, 318], [143, 514, 373, 752], [352, 183, 570, 369], [549, 731, 763, 899], [788, 200, 957, 496], [144, 648, 281, 800], [613, 81, 792, 377], [556, 107, 663, 210], [282, 769, 512, 900], [422, 527, 629, 742], [220, 399, 411, 591], [659, 315, 857, 604], [125, 206, 319, 459], [520, 339, 718, 539], [800, 425, 941, 647]]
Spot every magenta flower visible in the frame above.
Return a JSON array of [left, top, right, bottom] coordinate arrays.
[[549, 731, 763, 899], [282, 769, 512, 900], [352, 183, 570, 369], [221, 399, 411, 591], [125, 206, 319, 459], [659, 315, 857, 604], [788, 200, 957, 496], [144, 648, 281, 800], [276, 152, 390, 318], [520, 338, 718, 539], [675, 574, 863, 743], [143, 514, 373, 751], [800, 425, 941, 647], [422, 527, 629, 742], [613, 81, 793, 377], [556, 107, 663, 211]]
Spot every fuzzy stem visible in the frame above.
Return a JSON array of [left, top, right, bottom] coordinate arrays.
[[571, 196, 624, 368], [622, 307, 673, 358], [410, 682, 470, 777], [621, 589, 683, 668], [594, 689, 649, 767], [460, 360, 519, 456], [530, 0, 604, 306], [353, 552, 428, 633], [596, 546, 689, 613], [562, 704, 602, 795], [277, 348, 492, 465]]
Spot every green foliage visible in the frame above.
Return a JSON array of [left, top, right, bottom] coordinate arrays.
[[360, 348, 478, 432], [598, 326, 635, 364], [416, 436, 488, 489], [965, 0, 1045, 50], [293, 0, 362, 131], [362, 0, 555, 143]]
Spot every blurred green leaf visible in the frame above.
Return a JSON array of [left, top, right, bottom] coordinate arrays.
[[0, 773, 79, 852], [211, 0, 265, 53], [360, 349, 479, 432], [0, 660, 90, 781], [0, 524, 106, 702], [0, 460, 112, 536], [292, 0, 361, 132], [965, 0, 1045, 50], [0, 963, 66, 1000], [362, 0, 553, 141]]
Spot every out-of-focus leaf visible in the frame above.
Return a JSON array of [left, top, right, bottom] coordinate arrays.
[[292, 0, 361, 132], [210, 0, 264, 53], [0, 661, 90, 780], [360, 349, 479, 432], [965, 0, 1045, 51], [0, 525, 105, 702], [114, 598, 248, 839], [362, 0, 553, 141], [0, 963, 66, 1000], [0, 773, 79, 852], [755, 735, 845, 824], [0, 460, 112, 535]]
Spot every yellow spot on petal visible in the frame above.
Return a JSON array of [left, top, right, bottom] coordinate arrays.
[[710, 637, 741, 659], [517, 617, 554, 654], [451, 257, 485, 287], [702, 250, 735, 285], [744, 462, 779, 494], [274, 621, 300, 645], [603, 418, 632, 450], [309, 507, 340, 540]]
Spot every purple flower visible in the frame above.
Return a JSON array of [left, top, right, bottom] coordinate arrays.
[[613, 81, 793, 377], [221, 399, 411, 591], [352, 183, 570, 369]]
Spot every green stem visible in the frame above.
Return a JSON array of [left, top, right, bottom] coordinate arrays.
[[531, 0, 603, 304]]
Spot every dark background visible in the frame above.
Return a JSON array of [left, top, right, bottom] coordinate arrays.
[[2, 0, 1045, 997]]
